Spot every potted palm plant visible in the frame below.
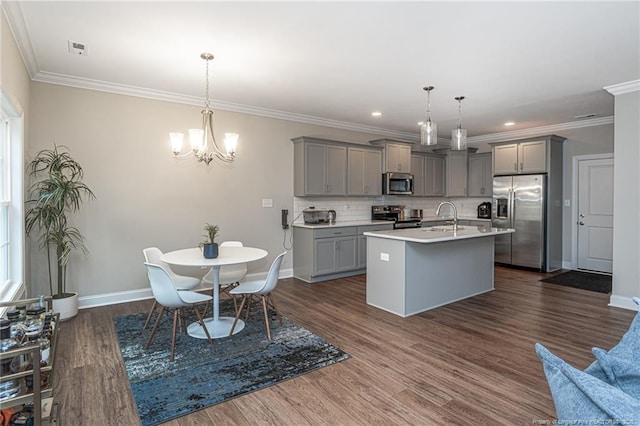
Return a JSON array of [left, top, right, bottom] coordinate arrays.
[[202, 223, 219, 259], [25, 145, 95, 320]]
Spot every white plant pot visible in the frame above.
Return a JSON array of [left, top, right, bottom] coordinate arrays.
[[52, 292, 79, 321]]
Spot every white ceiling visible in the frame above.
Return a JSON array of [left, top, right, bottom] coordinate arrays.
[[4, 1, 640, 143]]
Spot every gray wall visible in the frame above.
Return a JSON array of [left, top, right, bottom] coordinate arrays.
[[27, 82, 383, 303], [612, 89, 640, 308]]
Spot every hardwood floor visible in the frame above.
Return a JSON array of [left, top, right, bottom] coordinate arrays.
[[52, 267, 635, 425]]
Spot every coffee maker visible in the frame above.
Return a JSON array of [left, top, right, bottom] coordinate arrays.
[[477, 202, 491, 219]]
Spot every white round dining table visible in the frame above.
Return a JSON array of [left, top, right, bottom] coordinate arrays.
[[161, 246, 268, 339]]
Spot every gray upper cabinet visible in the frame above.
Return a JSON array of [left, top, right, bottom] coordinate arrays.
[[493, 140, 547, 175], [370, 139, 412, 173], [411, 154, 425, 196], [445, 150, 468, 197], [468, 153, 493, 197], [411, 153, 445, 197], [425, 155, 446, 196], [347, 146, 382, 196], [293, 137, 347, 196]]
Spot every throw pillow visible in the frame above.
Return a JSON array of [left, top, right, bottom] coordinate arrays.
[[592, 347, 640, 399], [535, 343, 640, 423], [583, 296, 640, 381]]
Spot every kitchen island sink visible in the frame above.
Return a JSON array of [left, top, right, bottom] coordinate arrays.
[[423, 225, 466, 232], [363, 226, 514, 317]]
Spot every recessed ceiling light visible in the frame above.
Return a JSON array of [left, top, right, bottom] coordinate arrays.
[[418, 121, 424, 126], [371, 111, 382, 117], [504, 121, 515, 126]]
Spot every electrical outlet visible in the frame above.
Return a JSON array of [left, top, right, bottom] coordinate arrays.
[[380, 253, 389, 261], [262, 199, 273, 208]]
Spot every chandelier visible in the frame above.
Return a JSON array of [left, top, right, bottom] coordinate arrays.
[[420, 86, 437, 146], [170, 53, 238, 166], [451, 96, 468, 151]]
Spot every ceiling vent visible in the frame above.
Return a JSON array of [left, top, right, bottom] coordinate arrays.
[[68, 40, 88, 56]]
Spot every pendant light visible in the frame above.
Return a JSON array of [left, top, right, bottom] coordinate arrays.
[[420, 86, 437, 146], [451, 96, 467, 151]]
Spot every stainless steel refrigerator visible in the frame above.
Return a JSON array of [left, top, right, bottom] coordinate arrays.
[[492, 174, 558, 271]]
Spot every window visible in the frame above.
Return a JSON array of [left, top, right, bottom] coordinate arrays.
[[0, 91, 25, 308]]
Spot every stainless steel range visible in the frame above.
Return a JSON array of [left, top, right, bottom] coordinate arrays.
[[371, 205, 422, 229]]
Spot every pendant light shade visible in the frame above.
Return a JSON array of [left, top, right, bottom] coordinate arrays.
[[451, 96, 467, 151], [420, 86, 438, 146]]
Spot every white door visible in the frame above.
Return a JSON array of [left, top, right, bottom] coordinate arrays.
[[577, 158, 614, 273]]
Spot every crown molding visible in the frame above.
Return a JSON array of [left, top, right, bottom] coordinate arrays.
[[32, 70, 420, 142], [32, 71, 614, 145], [1, 2, 38, 78], [468, 116, 614, 144], [604, 80, 640, 96]]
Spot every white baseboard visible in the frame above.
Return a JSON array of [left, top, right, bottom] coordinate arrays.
[[562, 261, 576, 270], [78, 268, 294, 310], [609, 295, 640, 311]]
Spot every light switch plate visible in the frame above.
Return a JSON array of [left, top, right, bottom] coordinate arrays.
[[380, 253, 389, 261], [564, 199, 571, 207], [262, 199, 273, 208]]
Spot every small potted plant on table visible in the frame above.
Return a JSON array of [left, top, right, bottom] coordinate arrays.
[[202, 223, 219, 259]]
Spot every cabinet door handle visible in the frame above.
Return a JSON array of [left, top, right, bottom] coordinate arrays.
[[514, 162, 517, 172], [520, 162, 523, 171]]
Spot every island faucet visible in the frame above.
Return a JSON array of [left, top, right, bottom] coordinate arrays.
[[436, 201, 458, 229]]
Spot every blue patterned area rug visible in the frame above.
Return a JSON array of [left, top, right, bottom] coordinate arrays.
[[113, 298, 350, 426]]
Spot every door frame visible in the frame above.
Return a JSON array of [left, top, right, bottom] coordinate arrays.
[[570, 153, 614, 270]]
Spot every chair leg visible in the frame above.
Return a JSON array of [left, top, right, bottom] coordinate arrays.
[[145, 305, 165, 349], [143, 300, 157, 330], [261, 296, 272, 341], [229, 295, 248, 336], [267, 294, 283, 326], [171, 309, 179, 362], [193, 305, 213, 346], [244, 295, 253, 322]]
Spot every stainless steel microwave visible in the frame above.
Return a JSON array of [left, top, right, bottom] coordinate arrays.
[[382, 172, 413, 195]]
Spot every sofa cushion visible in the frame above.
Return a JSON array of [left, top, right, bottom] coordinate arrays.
[[535, 343, 640, 423]]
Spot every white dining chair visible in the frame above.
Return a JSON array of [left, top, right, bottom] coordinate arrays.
[[202, 241, 247, 310], [228, 252, 287, 340], [142, 247, 202, 330], [144, 262, 213, 362]]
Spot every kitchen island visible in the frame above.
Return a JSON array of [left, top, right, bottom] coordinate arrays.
[[363, 225, 515, 317]]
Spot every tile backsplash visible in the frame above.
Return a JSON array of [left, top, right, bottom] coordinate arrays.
[[293, 196, 491, 223]]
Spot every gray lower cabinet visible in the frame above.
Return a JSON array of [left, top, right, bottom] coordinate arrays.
[[293, 223, 393, 283]]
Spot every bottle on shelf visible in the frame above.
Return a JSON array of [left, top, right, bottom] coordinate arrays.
[[0, 319, 21, 401]]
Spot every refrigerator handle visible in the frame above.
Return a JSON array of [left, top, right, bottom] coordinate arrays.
[[511, 189, 516, 228]]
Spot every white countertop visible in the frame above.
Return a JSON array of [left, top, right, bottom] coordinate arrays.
[[293, 220, 392, 229], [363, 226, 514, 244]]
